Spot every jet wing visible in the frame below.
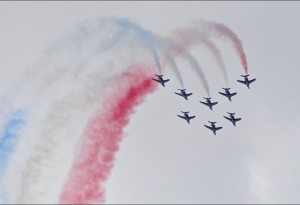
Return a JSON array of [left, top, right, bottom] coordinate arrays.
[[230, 92, 237, 97], [163, 79, 170, 83], [200, 101, 208, 106], [175, 92, 183, 97], [218, 92, 227, 97], [204, 125, 213, 131], [237, 80, 247, 85], [188, 116, 195, 120], [234, 118, 242, 122], [216, 126, 222, 130], [187, 93, 193, 97], [177, 115, 185, 119], [224, 116, 231, 121], [211, 102, 218, 106], [152, 78, 160, 83], [249, 79, 256, 84]]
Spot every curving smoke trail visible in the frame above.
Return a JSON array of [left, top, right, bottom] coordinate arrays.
[[5, 17, 161, 105], [59, 65, 157, 204], [201, 38, 229, 85], [13, 17, 160, 204], [0, 110, 27, 177], [0, 17, 249, 203], [167, 27, 227, 87], [160, 43, 185, 89], [168, 57, 185, 88], [16, 95, 99, 203], [163, 38, 210, 96], [0, 110, 26, 204], [183, 52, 210, 96], [173, 27, 229, 86], [116, 18, 162, 74], [0, 189, 7, 204], [194, 20, 249, 74]]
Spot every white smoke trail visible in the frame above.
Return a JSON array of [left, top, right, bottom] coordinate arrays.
[[2, 18, 159, 203], [193, 20, 249, 74], [183, 52, 210, 96], [168, 57, 184, 88], [163, 39, 210, 96], [2, 17, 243, 203], [172, 26, 229, 86]]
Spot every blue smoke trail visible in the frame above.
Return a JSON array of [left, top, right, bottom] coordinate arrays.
[[0, 109, 27, 178], [0, 188, 7, 204], [116, 18, 162, 74], [97, 20, 131, 52], [45, 17, 162, 74], [0, 109, 26, 203]]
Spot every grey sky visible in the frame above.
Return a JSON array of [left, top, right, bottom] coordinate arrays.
[[0, 1, 300, 203]]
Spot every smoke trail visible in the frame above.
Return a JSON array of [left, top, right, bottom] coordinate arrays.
[[172, 27, 229, 86], [16, 66, 126, 203], [0, 20, 136, 199], [116, 18, 162, 74], [201, 39, 229, 85], [14, 18, 160, 203], [0, 189, 7, 204], [183, 52, 210, 96], [160, 44, 185, 88], [0, 110, 26, 178], [6, 17, 159, 105], [0, 110, 26, 204], [0, 17, 250, 204], [16, 96, 98, 203], [163, 39, 210, 96], [168, 57, 184, 88], [59, 65, 157, 204], [160, 46, 185, 88], [194, 20, 249, 74]]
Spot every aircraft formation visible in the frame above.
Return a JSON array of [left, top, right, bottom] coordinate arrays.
[[152, 74, 256, 135]]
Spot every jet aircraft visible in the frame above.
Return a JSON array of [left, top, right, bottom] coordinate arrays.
[[152, 74, 170, 87], [223, 112, 242, 127], [177, 111, 196, 124], [237, 74, 256, 89], [204, 121, 222, 135], [219, 88, 237, 101], [175, 89, 193, 100], [200, 97, 218, 110]]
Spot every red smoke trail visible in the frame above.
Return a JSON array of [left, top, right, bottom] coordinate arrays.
[[173, 27, 229, 85], [59, 65, 157, 204], [161, 27, 229, 87], [162, 27, 222, 66], [213, 23, 248, 74], [198, 21, 249, 74]]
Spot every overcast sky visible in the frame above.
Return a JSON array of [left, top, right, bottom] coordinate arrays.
[[0, 1, 300, 203]]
